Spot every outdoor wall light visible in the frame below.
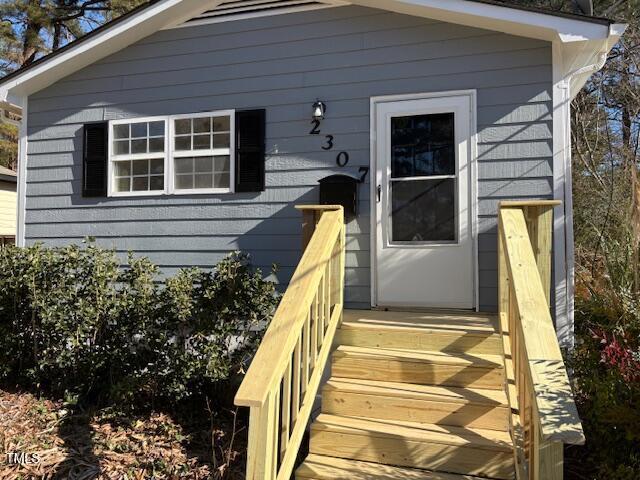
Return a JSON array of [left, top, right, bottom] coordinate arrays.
[[312, 100, 326, 121]]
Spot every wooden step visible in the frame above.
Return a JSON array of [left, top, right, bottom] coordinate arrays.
[[309, 414, 515, 479], [296, 454, 487, 479], [331, 345, 505, 390], [338, 310, 502, 354], [322, 378, 510, 431]]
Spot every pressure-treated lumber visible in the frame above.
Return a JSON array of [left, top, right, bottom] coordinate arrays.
[[332, 345, 505, 390], [236, 206, 346, 480], [322, 378, 509, 431], [338, 310, 501, 354], [499, 208, 584, 445], [235, 209, 343, 407], [309, 414, 515, 479], [295, 204, 342, 251], [296, 454, 487, 480]]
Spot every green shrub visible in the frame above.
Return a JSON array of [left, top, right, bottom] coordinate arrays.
[[0, 242, 279, 407]]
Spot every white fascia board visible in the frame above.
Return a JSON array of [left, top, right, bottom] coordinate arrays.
[[350, 0, 611, 43], [0, 0, 217, 102]]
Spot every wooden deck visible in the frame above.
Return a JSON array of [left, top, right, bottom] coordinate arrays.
[[296, 309, 516, 480]]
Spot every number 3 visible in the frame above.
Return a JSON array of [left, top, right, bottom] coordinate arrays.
[[322, 135, 334, 151]]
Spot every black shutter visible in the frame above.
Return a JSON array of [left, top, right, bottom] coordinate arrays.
[[82, 122, 108, 197], [235, 109, 265, 192]]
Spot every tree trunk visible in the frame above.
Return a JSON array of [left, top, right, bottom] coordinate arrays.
[[21, 0, 44, 67]]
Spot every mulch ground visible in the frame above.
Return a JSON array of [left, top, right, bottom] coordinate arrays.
[[0, 389, 246, 479]]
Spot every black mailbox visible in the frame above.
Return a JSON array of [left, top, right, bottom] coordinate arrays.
[[318, 174, 359, 219]]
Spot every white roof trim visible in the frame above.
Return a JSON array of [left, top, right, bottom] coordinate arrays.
[[0, 0, 625, 103], [349, 0, 613, 43], [0, 0, 217, 104]]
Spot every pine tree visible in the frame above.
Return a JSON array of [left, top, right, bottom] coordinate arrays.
[[0, 0, 145, 167], [0, 0, 146, 76]]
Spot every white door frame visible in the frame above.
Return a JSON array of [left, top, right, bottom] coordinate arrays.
[[369, 89, 479, 310]]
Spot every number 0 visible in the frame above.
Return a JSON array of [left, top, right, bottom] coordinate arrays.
[[336, 151, 349, 167]]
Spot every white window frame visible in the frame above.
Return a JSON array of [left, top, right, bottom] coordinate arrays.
[[107, 110, 235, 197], [169, 109, 235, 195], [108, 115, 169, 197]]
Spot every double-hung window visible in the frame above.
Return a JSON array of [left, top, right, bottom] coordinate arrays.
[[107, 110, 235, 196], [109, 117, 167, 195], [171, 111, 234, 194]]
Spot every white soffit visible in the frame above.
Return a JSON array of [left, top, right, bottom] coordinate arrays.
[[350, 0, 614, 43]]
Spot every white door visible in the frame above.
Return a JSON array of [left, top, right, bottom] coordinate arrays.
[[373, 93, 475, 309]]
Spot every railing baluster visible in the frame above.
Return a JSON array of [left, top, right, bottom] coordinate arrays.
[[271, 387, 280, 479], [280, 361, 292, 462], [317, 273, 325, 350], [291, 337, 301, 425], [311, 292, 318, 367], [324, 262, 331, 331], [302, 310, 310, 396]]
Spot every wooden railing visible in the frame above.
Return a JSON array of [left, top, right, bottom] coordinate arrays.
[[235, 205, 345, 480], [498, 201, 584, 480]]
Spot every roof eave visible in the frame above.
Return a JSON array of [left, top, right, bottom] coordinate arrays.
[[0, 0, 625, 103], [0, 174, 17, 183], [350, 0, 615, 43]]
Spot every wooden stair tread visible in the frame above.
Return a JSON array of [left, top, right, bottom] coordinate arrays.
[[343, 309, 499, 334], [324, 377, 508, 406], [334, 345, 503, 368], [296, 454, 487, 480], [311, 414, 513, 452]]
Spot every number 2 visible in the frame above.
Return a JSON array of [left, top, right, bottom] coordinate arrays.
[[309, 120, 321, 135]]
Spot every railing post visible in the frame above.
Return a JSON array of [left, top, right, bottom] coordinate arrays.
[[296, 204, 345, 310], [499, 203, 581, 480], [335, 216, 346, 308], [500, 201, 560, 308], [533, 422, 563, 480], [498, 221, 509, 324], [296, 205, 343, 252], [245, 394, 277, 480]]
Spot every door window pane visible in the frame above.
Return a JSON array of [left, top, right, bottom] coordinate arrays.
[[391, 178, 456, 242], [391, 113, 455, 177]]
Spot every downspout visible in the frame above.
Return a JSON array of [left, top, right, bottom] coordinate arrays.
[[565, 51, 608, 81], [558, 34, 617, 349], [16, 97, 27, 247]]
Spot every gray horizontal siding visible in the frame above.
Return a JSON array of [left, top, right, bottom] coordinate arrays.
[[26, 5, 553, 310]]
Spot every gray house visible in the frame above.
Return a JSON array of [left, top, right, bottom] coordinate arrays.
[[0, 0, 623, 344]]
